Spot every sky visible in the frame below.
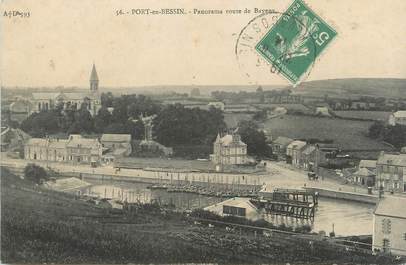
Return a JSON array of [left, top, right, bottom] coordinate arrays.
[[2, 0, 406, 88]]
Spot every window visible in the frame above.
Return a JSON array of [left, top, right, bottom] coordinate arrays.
[[223, 205, 246, 217], [382, 239, 391, 253], [382, 219, 391, 234], [404, 233, 406, 240]]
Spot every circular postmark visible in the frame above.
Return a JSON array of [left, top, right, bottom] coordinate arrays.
[[235, 9, 319, 86]]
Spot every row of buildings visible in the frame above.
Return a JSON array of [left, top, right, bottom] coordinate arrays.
[[24, 134, 132, 165], [272, 136, 406, 193], [272, 137, 340, 171], [352, 153, 406, 193]]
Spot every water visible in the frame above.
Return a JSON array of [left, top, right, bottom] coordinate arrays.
[[84, 179, 374, 236]]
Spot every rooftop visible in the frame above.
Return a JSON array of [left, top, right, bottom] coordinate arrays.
[[354, 167, 375, 177], [377, 153, 406, 167], [287, 140, 307, 150], [273, 136, 294, 146], [374, 196, 406, 219], [204, 197, 258, 212], [393, 110, 406, 118], [359, 160, 377, 169], [101, 134, 131, 142], [216, 134, 246, 146]]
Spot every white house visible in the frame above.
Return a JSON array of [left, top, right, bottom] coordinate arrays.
[[25, 134, 103, 165], [376, 152, 406, 192], [388, 111, 406, 126], [100, 134, 132, 157], [204, 197, 261, 221], [210, 133, 247, 166], [373, 196, 406, 255], [286, 140, 307, 167]]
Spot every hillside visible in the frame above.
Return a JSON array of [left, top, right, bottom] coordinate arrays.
[[291, 78, 406, 99]]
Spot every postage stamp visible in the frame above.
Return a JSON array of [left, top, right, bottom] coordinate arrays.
[[255, 0, 337, 85]]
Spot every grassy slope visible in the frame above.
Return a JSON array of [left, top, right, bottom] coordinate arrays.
[[0, 167, 394, 264]]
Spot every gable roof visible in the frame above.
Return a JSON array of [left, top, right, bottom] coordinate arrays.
[[273, 136, 294, 146], [26, 138, 49, 146], [33, 92, 98, 101], [374, 196, 406, 219], [377, 153, 406, 167], [287, 140, 307, 150], [354, 167, 375, 177], [66, 135, 100, 148], [101, 134, 131, 142], [359, 160, 377, 169], [393, 110, 406, 118], [204, 197, 258, 212], [218, 134, 246, 146]]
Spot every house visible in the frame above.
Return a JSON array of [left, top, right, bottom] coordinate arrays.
[[359, 160, 377, 173], [301, 145, 316, 170], [25, 134, 103, 165], [43, 177, 91, 195], [286, 140, 307, 167], [208, 101, 225, 111], [376, 152, 406, 192], [29, 64, 101, 116], [204, 197, 261, 221], [352, 167, 375, 187], [373, 196, 406, 255], [315, 143, 340, 167], [210, 133, 248, 166], [315, 106, 330, 116], [388, 111, 406, 126], [100, 134, 132, 157], [271, 136, 294, 158]]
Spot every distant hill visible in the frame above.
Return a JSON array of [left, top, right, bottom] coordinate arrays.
[[291, 78, 406, 99]]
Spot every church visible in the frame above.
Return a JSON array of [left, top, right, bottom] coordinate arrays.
[[31, 64, 102, 116]]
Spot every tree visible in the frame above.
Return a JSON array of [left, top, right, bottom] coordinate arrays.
[[20, 110, 61, 137], [384, 125, 406, 149], [24, 164, 48, 184], [94, 107, 113, 133], [368, 121, 385, 138], [238, 120, 272, 158], [101, 92, 114, 108], [153, 104, 226, 146]]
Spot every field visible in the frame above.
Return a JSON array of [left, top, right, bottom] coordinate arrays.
[[264, 115, 393, 151], [334, 111, 391, 121]]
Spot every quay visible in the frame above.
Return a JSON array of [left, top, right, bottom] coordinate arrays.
[[0, 158, 263, 191], [304, 187, 379, 205]]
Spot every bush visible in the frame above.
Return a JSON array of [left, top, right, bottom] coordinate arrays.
[[24, 164, 48, 184]]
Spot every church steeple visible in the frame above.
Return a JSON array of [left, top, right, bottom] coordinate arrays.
[[90, 63, 99, 92]]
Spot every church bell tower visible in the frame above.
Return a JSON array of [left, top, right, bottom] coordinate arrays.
[[90, 63, 99, 92]]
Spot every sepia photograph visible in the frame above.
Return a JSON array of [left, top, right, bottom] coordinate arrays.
[[1, 0, 406, 264]]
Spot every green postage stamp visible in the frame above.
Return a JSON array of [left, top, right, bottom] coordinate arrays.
[[255, 0, 337, 85]]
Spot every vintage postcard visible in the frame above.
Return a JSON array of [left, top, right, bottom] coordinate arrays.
[[1, 0, 406, 264]]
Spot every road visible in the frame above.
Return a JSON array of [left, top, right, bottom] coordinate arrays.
[[262, 160, 372, 195]]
